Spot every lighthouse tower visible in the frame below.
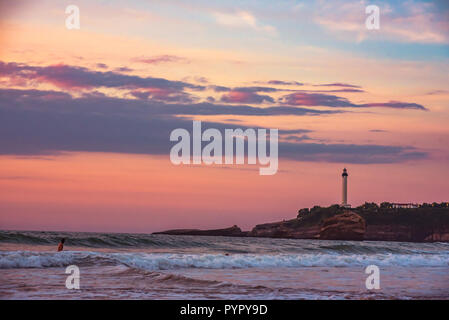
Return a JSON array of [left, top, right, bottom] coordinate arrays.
[[341, 168, 350, 208]]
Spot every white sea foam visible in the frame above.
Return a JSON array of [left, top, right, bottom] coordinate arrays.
[[0, 251, 90, 269], [1, 251, 448, 270]]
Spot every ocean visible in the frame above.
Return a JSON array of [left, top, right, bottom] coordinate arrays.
[[0, 230, 448, 300]]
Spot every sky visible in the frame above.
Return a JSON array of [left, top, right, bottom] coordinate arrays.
[[0, 0, 448, 233]]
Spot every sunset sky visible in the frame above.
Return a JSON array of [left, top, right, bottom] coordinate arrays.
[[1, 0, 448, 233]]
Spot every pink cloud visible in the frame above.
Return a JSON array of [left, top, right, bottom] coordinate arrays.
[[220, 91, 274, 104], [133, 55, 189, 65]]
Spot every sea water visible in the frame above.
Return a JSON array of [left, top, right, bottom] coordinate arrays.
[[0, 230, 448, 299]]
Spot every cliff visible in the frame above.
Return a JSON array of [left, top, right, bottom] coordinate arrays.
[[319, 211, 365, 240], [364, 225, 449, 242], [249, 205, 449, 242], [249, 211, 365, 241], [248, 219, 319, 239], [153, 203, 449, 242]]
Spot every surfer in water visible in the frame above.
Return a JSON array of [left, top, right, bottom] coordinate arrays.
[[57, 238, 65, 252]]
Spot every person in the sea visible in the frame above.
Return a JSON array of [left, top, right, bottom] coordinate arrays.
[[57, 238, 65, 252]]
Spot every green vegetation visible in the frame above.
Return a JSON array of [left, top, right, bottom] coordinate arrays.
[[296, 204, 345, 227], [356, 202, 449, 227], [297, 202, 449, 227]]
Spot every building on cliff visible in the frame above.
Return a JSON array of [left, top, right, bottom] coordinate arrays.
[[390, 203, 419, 209]]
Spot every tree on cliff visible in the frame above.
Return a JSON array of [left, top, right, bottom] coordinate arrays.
[[380, 202, 392, 209]]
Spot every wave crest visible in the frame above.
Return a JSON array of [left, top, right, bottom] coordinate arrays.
[[1, 251, 448, 270]]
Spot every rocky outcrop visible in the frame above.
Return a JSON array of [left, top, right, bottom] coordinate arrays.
[[423, 228, 449, 242], [153, 208, 449, 242], [319, 211, 366, 240], [249, 220, 319, 239], [153, 225, 247, 237], [365, 225, 449, 242], [364, 225, 412, 242]]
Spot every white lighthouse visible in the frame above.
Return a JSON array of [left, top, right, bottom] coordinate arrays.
[[341, 168, 351, 208]]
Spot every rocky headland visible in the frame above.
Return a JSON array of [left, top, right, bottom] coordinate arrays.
[[153, 225, 247, 237], [154, 202, 449, 242]]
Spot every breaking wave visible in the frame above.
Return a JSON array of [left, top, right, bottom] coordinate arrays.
[[0, 230, 212, 249], [2, 230, 448, 255], [1, 251, 448, 270]]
